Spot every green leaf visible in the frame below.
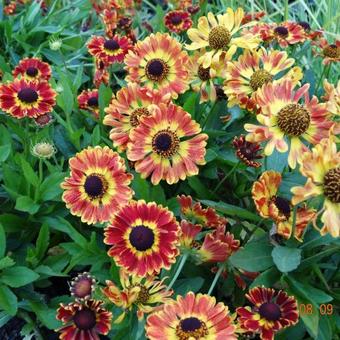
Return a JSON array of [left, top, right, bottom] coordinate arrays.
[[15, 196, 40, 214], [200, 200, 262, 222], [98, 83, 112, 119], [0, 311, 12, 328], [0, 224, 5, 258], [264, 148, 288, 172], [0, 257, 15, 271], [250, 267, 281, 289], [173, 277, 204, 297], [28, 301, 61, 329], [0, 284, 17, 315], [91, 125, 101, 145], [229, 239, 274, 271], [205, 149, 218, 163], [272, 246, 301, 273], [0, 144, 11, 162], [188, 177, 213, 199], [0, 266, 39, 287], [20, 157, 39, 187], [39, 172, 66, 201], [36, 224, 50, 261], [131, 172, 150, 201]]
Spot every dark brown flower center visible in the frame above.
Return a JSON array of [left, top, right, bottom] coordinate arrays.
[[208, 26, 231, 49], [130, 107, 150, 127], [73, 308, 96, 330], [118, 17, 131, 29], [298, 21, 310, 31], [323, 44, 340, 58], [84, 174, 107, 199], [250, 70, 273, 90], [135, 284, 150, 304], [176, 317, 208, 339], [129, 225, 155, 251], [87, 96, 98, 107], [274, 26, 289, 37], [277, 104, 310, 136], [323, 168, 340, 203], [198, 65, 210, 81], [274, 196, 291, 219], [18, 88, 38, 103], [171, 14, 183, 25], [145, 58, 169, 82], [259, 302, 281, 321], [104, 39, 120, 51], [152, 129, 179, 157], [26, 67, 38, 77]]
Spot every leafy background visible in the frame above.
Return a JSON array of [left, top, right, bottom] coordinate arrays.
[[0, 0, 339, 339]]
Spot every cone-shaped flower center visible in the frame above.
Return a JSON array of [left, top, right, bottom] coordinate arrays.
[[71, 275, 94, 299], [171, 14, 183, 25], [198, 65, 210, 81], [274, 196, 291, 219], [84, 174, 107, 199], [130, 107, 150, 127], [73, 308, 96, 330], [104, 39, 120, 51], [323, 44, 339, 58], [135, 284, 150, 304], [18, 88, 38, 103], [274, 26, 289, 37], [259, 302, 281, 321], [277, 104, 310, 136], [298, 21, 310, 31], [145, 59, 169, 82], [26, 67, 38, 77], [152, 129, 180, 158], [129, 225, 155, 251], [87, 96, 98, 107], [176, 317, 208, 338], [250, 70, 273, 90], [208, 26, 231, 49], [323, 167, 340, 203]]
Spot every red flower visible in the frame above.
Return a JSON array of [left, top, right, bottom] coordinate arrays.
[[237, 287, 299, 340], [56, 300, 112, 340], [164, 10, 192, 34], [77, 89, 99, 118], [13, 57, 51, 81]]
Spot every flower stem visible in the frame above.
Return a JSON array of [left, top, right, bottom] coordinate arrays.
[[315, 64, 331, 94], [289, 205, 298, 240], [212, 162, 239, 194], [207, 265, 224, 295], [167, 253, 189, 291]]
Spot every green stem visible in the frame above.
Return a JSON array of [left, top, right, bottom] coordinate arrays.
[[202, 102, 217, 128], [284, 0, 289, 21], [315, 64, 331, 94], [207, 265, 224, 295], [38, 158, 43, 183], [212, 162, 239, 194], [167, 253, 189, 291], [289, 205, 298, 240]]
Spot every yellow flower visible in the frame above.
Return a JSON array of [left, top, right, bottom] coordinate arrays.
[[186, 8, 260, 68]]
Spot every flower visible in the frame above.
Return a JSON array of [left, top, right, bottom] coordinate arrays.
[[77, 89, 99, 118], [49, 37, 62, 51], [291, 136, 340, 237], [179, 220, 202, 249], [313, 38, 340, 65], [61, 146, 133, 225], [186, 7, 260, 68], [102, 268, 173, 322], [13, 57, 51, 81], [178, 195, 227, 228], [103, 83, 171, 151], [164, 10, 192, 34], [223, 49, 298, 107], [33, 113, 54, 127], [271, 22, 306, 48], [70, 272, 96, 302], [127, 103, 208, 185], [232, 135, 263, 168], [104, 200, 180, 276], [88, 35, 132, 65], [124, 32, 190, 98], [56, 299, 112, 340], [0, 78, 56, 119], [237, 287, 299, 340], [4, 2, 17, 15], [31, 142, 56, 159], [241, 11, 266, 25], [197, 225, 240, 263], [252, 171, 316, 241], [146, 292, 237, 340], [245, 80, 335, 168], [323, 79, 340, 117], [93, 59, 109, 88]]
